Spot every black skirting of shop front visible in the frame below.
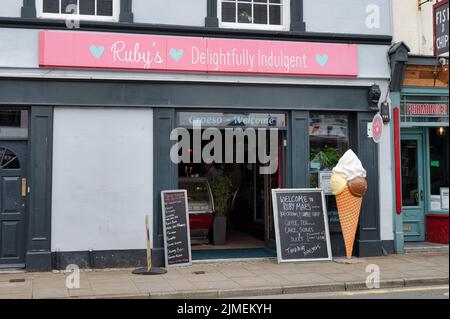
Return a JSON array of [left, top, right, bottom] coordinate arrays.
[[0, 78, 383, 270]]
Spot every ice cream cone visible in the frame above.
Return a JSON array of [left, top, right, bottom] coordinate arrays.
[[335, 187, 363, 259]]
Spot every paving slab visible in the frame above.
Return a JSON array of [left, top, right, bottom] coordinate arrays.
[[192, 280, 241, 290], [231, 276, 275, 288], [0, 293, 32, 299], [33, 288, 70, 299], [259, 274, 294, 285], [68, 288, 95, 298], [167, 279, 197, 291], [282, 273, 332, 284], [322, 272, 366, 282], [135, 282, 174, 293]]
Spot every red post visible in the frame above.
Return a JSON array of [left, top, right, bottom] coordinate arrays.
[[394, 107, 402, 214]]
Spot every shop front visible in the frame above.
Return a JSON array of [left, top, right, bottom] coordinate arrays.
[[389, 43, 449, 252], [152, 97, 387, 266], [174, 111, 287, 258], [0, 27, 392, 270], [400, 88, 449, 244]]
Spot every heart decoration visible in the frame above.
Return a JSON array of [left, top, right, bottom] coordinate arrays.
[[170, 48, 184, 62], [315, 54, 329, 67], [89, 45, 105, 59]]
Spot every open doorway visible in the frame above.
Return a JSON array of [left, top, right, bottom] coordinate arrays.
[[175, 112, 287, 258]]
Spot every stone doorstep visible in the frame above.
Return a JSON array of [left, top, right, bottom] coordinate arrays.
[[405, 246, 449, 254], [58, 276, 449, 299]]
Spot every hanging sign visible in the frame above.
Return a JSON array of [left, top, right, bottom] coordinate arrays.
[[434, 0, 449, 56], [271, 189, 332, 263], [368, 113, 383, 143]]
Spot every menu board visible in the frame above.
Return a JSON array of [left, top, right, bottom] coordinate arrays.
[[272, 189, 332, 263], [161, 190, 192, 267]]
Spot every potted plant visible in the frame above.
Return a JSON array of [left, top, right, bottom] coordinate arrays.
[[210, 172, 233, 245]]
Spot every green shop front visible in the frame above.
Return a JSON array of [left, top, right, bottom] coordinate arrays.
[[400, 88, 449, 244], [389, 43, 449, 252]]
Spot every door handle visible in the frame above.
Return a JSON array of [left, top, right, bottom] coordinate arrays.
[[420, 190, 424, 202], [21, 178, 27, 197]]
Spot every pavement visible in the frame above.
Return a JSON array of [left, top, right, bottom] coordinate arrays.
[[0, 251, 448, 299]]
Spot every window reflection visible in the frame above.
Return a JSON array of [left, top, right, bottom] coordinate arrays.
[[0, 109, 29, 139], [309, 113, 350, 223], [401, 140, 419, 206], [429, 127, 449, 211]]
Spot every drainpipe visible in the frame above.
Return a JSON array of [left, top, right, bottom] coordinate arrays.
[[388, 42, 410, 254]]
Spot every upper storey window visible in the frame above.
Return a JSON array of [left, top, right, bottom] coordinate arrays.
[[219, 0, 289, 31], [37, 0, 120, 22]]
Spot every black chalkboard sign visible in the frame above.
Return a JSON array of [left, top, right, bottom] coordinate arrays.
[[161, 190, 192, 267], [272, 189, 332, 263]]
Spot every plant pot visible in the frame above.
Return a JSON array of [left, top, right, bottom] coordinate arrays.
[[213, 216, 227, 245]]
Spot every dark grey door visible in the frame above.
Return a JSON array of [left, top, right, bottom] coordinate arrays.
[[0, 142, 27, 267]]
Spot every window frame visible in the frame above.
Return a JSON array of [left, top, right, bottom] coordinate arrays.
[[308, 112, 352, 224], [218, 0, 290, 31], [36, 0, 120, 22]]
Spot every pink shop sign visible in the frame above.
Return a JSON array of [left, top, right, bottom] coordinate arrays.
[[39, 31, 359, 77]]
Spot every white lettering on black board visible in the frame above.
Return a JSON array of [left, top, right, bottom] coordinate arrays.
[[162, 191, 191, 266], [273, 190, 331, 262]]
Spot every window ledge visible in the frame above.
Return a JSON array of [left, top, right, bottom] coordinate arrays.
[[37, 13, 119, 23], [219, 22, 288, 32]]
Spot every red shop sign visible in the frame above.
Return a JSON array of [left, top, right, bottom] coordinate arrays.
[[406, 103, 448, 115]]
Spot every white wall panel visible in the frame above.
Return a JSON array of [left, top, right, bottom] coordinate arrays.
[[51, 108, 153, 252]]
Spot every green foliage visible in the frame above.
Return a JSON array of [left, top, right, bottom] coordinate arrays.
[[310, 146, 340, 170], [210, 173, 233, 217], [309, 146, 340, 188]]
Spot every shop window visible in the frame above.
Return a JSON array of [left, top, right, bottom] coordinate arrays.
[[309, 113, 350, 223], [37, 0, 119, 22], [219, 0, 289, 31], [401, 139, 419, 207], [0, 148, 20, 170], [0, 109, 28, 139], [429, 127, 449, 211]]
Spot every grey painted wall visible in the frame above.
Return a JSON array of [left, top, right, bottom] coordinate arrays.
[[0, 29, 391, 81], [0, 28, 39, 68], [133, 0, 206, 27], [0, 0, 392, 35], [304, 0, 392, 35], [0, 0, 21, 18]]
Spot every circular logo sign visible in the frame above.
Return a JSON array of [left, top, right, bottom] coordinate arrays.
[[372, 114, 383, 143]]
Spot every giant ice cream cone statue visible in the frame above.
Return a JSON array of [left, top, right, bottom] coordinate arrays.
[[330, 150, 367, 259]]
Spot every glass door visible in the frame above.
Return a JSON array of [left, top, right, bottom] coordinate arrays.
[[401, 132, 426, 242]]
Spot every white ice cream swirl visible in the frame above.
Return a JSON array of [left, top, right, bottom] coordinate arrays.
[[332, 149, 366, 181]]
